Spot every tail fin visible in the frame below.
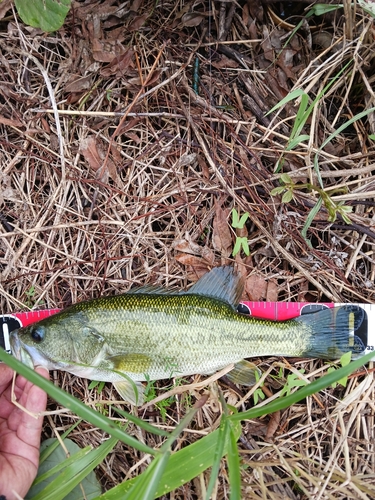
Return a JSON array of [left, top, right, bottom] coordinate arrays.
[[295, 305, 366, 359]]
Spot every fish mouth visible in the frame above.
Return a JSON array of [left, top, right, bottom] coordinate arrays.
[[9, 331, 50, 370], [9, 331, 35, 369]]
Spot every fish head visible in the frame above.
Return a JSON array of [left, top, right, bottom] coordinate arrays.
[[10, 311, 107, 372]]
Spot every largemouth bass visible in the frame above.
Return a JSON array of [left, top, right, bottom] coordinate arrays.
[[10, 267, 366, 405]]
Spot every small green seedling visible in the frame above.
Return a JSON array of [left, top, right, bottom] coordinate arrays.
[[88, 380, 106, 394], [279, 370, 308, 398], [252, 370, 266, 405], [327, 351, 352, 388], [231, 208, 250, 257]]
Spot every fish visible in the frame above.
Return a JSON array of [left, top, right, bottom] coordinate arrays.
[[10, 267, 366, 405]]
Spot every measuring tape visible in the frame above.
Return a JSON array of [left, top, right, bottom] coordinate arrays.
[[1, 303, 374, 359]]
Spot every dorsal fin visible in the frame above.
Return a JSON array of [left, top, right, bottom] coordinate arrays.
[[129, 285, 174, 295], [186, 266, 244, 307]]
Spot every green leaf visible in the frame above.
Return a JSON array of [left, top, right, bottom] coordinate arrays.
[[290, 94, 309, 139], [227, 424, 241, 500], [205, 418, 228, 500], [15, 0, 71, 32], [232, 237, 242, 256], [266, 88, 305, 115], [281, 190, 294, 203], [358, 0, 375, 17], [238, 212, 249, 228], [231, 208, 240, 228], [286, 134, 310, 151], [240, 237, 250, 256], [369, 134, 375, 140], [270, 186, 286, 196], [98, 420, 241, 498], [301, 197, 323, 248], [280, 173, 292, 184], [307, 4, 343, 17]]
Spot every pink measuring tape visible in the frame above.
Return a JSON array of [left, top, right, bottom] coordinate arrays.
[[1, 302, 373, 358]]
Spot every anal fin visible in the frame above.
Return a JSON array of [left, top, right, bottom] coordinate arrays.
[[113, 379, 145, 405], [226, 360, 261, 387]]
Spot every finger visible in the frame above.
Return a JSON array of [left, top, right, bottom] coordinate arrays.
[[17, 369, 48, 455], [0, 363, 14, 393]]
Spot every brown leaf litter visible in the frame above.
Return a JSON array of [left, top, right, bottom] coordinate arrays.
[[0, 0, 375, 497]]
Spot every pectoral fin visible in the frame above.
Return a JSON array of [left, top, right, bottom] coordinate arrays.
[[110, 353, 151, 373], [227, 360, 261, 386], [113, 379, 145, 405]]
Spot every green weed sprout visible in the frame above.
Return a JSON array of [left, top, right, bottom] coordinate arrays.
[[231, 209, 250, 257]]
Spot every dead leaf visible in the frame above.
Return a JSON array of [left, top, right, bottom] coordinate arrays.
[[175, 253, 210, 268], [124, 69, 161, 87], [128, 13, 148, 32], [181, 12, 205, 27], [114, 118, 141, 137], [0, 116, 23, 127], [0, 0, 12, 20], [80, 136, 102, 171], [266, 279, 278, 302], [65, 75, 92, 93], [130, 0, 143, 12], [277, 49, 297, 80], [101, 48, 136, 78], [80, 135, 119, 185], [265, 411, 281, 440], [212, 204, 232, 256], [173, 236, 215, 265], [246, 0, 264, 22], [245, 274, 267, 301], [211, 55, 239, 69]]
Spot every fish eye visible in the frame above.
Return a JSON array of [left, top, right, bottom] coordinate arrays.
[[31, 326, 45, 343]]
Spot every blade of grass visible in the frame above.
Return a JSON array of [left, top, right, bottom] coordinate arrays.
[[39, 419, 82, 465], [301, 197, 323, 248], [204, 417, 228, 500]]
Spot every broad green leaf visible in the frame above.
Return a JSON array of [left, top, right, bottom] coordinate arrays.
[[39, 421, 82, 465], [15, 0, 71, 32], [27, 439, 101, 499], [280, 173, 292, 184], [281, 190, 293, 203], [270, 186, 286, 196]]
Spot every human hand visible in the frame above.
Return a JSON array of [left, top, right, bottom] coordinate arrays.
[[0, 364, 48, 500]]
